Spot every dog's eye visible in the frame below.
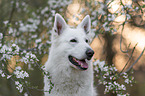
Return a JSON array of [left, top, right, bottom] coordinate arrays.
[[85, 39, 89, 43], [70, 39, 77, 43]]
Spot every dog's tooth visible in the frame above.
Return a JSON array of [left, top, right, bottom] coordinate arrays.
[[73, 57, 79, 63]]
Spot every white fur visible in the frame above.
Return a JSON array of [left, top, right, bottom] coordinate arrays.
[[44, 13, 97, 96]]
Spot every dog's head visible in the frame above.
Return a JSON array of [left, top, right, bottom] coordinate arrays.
[[51, 13, 94, 71]]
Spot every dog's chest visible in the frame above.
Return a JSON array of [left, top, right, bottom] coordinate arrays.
[[54, 79, 83, 92], [52, 78, 89, 96], [51, 70, 91, 94]]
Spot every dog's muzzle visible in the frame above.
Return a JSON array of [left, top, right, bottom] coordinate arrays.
[[68, 48, 94, 71], [68, 55, 88, 70]]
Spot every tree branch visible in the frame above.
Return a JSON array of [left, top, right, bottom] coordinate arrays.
[[119, 43, 137, 74], [125, 47, 145, 73], [2, 0, 16, 45]]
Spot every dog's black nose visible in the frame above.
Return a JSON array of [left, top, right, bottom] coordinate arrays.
[[86, 49, 94, 60]]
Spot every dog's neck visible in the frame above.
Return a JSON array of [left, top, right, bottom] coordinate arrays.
[[48, 64, 93, 95]]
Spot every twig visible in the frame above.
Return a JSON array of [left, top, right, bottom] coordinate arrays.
[[119, 0, 133, 53], [19, 79, 32, 96], [2, 0, 16, 45], [35, 62, 54, 93], [136, 1, 144, 25], [125, 47, 145, 73], [27, 86, 49, 92], [19, 41, 51, 52], [90, 26, 103, 44], [119, 43, 137, 74], [120, 22, 127, 52], [20, 47, 37, 51]]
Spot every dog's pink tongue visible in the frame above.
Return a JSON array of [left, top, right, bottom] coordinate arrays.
[[78, 60, 88, 69]]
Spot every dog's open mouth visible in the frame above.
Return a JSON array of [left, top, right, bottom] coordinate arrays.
[[68, 55, 88, 70]]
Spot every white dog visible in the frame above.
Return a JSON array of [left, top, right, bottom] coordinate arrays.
[[44, 13, 97, 96]]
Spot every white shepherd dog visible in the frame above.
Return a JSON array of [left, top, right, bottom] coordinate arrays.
[[44, 13, 97, 96]]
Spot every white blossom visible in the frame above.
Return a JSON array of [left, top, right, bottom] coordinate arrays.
[[11, 44, 20, 54], [3, 20, 9, 25], [24, 93, 28, 96], [125, 79, 129, 84], [126, 14, 131, 20], [103, 22, 110, 31], [0, 33, 3, 39], [7, 75, 12, 79], [8, 27, 16, 34], [1, 73, 6, 77], [31, 35, 37, 38], [15, 66, 21, 70], [117, 94, 128, 96], [41, 7, 49, 14], [120, 84, 126, 90], [135, 7, 139, 10], [35, 38, 42, 44], [98, 3, 106, 15], [0, 69, 6, 78], [108, 14, 116, 21], [92, 20, 98, 27], [15, 81, 23, 93]]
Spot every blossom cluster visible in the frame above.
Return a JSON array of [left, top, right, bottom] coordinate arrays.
[[19, 18, 40, 33], [0, 44, 19, 60], [0, 68, 13, 80], [15, 81, 23, 93], [14, 66, 29, 79], [13, 67, 29, 93], [0, 43, 38, 93], [89, 0, 144, 35], [20, 51, 39, 64], [94, 60, 135, 95], [48, 0, 72, 9]]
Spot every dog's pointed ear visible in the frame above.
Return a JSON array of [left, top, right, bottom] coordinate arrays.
[[54, 13, 67, 35], [77, 15, 91, 34]]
